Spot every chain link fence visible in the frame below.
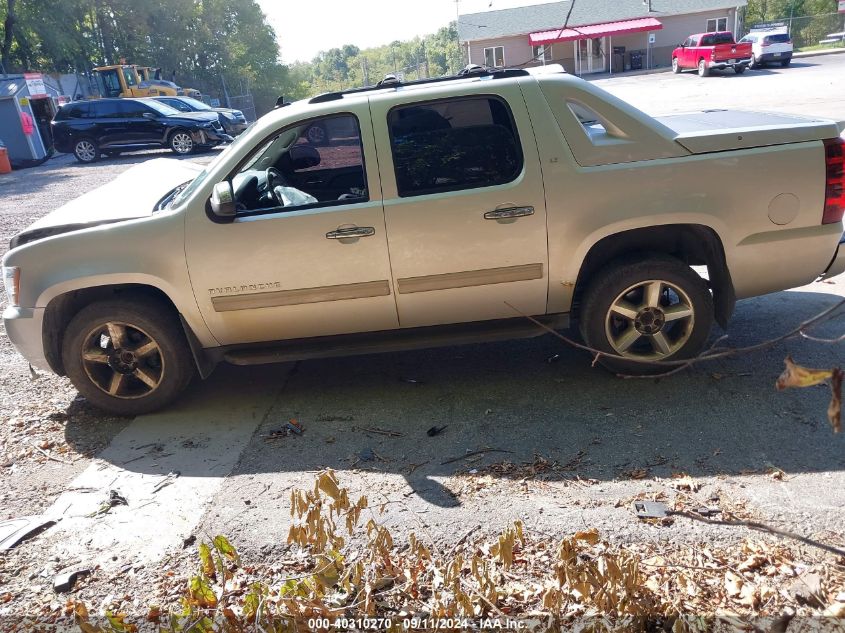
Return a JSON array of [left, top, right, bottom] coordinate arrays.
[[754, 12, 845, 49]]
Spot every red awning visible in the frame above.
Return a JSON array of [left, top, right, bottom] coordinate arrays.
[[529, 17, 663, 46]]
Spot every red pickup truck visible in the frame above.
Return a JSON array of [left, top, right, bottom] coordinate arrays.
[[672, 32, 753, 77]]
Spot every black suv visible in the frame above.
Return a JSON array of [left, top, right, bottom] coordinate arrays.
[[152, 96, 249, 136], [52, 98, 233, 163]]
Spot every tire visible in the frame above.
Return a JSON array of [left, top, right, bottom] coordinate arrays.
[[698, 59, 710, 77], [73, 138, 98, 163], [780, 58, 791, 67], [578, 255, 714, 375], [62, 298, 195, 416], [748, 55, 759, 69], [734, 65, 746, 74], [305, 123, 327, 145], [671, 57, 681, 74], [169, 129, 195, 155]]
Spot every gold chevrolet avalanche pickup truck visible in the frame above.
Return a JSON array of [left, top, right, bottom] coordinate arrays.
[[3, 65, 845, 415]]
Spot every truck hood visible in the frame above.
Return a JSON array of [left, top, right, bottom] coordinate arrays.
[[656, 109, 842, 154], [10, 158, 203, 250]]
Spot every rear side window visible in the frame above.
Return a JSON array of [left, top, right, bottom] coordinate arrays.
[[55, 102, 89, 120], [388, 96, 522, 198], [90, 100, 122, 118], [765, 33, 791, 44]]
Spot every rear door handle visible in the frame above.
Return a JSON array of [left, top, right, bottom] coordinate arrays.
[[484, 206, 534, 220], [326, 226, 375, 239]]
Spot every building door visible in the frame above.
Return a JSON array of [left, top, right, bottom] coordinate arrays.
[[576, 37, 607, 74]]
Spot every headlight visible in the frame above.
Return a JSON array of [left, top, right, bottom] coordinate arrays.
[[3, 266, 20, 306]]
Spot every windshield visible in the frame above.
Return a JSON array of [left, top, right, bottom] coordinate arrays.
[[170, 133, 252, 207], [180, 97, 212, 110], [142, 99, 181, 116]]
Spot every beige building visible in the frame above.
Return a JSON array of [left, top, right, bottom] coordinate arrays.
[[458, 0, 749, 75]]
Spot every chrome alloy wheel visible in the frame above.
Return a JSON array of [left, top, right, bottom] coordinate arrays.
[[604, 279, 695, 360], [75, 140, 96, 162], [81, 322, 165, 399], [171, 132, 194, 154]]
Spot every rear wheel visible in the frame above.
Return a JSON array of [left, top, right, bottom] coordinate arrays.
[[62, 298, 195, 415], [780, 58, 791, 67], [734, 64, 746, 74], [73, 138, 98, 163], [698, 59, 709, 77], [169, 130, 194, 155], [671, 57, 681, 73], [579, 256, 714, 374]]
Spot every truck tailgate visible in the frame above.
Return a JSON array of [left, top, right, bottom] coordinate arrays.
[[656, 109, 842, 153], [713, 42, 751, 61]]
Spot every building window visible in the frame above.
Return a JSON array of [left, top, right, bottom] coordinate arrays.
[[532, 44, 552, 62], [483, 46, 505, 68], [706, 17, 728, 32], [388, 96, 523, 198]]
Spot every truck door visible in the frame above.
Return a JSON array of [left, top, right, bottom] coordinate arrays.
[[368, 84, 550, 328], [184, 108, 399, 345]]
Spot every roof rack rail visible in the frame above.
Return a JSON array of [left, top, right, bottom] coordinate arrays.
[[308, 66, 530, 104]]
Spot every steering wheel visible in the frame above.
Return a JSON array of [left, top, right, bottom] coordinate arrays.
[[264, 167, 286, 205]]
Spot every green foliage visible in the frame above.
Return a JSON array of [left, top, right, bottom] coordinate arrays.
[[743, 0, 844, 48], [0, 2, 462, 113]]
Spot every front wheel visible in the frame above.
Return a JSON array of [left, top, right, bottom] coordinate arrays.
[[579, 256, 714, 375], [62, 298, 195, 415], [671, 57, 681, 74], [698, 59, 710, 77], [169, 130, 195, 155]]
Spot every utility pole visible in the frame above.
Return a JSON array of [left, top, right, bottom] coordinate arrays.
[[455, 0, 462, 72]]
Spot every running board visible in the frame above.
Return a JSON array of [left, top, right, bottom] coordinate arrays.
[[219, 314, 569, 366]]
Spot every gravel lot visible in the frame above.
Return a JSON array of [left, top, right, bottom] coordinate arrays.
[[2, 56, 845, 625]]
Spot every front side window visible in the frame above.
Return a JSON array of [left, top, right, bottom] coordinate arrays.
[[118, 101, 151, 118], [231, 113, 368, 215], [162, 98, 191, 112], [388, 96, 523, 198], [483, 46, 505, 68]]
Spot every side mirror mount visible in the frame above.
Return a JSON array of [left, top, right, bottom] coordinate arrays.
[[142, 111, 157, 119], [210, 181, 236, 218]]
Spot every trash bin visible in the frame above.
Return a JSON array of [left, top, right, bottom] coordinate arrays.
[[629, 50, 643, 71], [612, 46, 626, 73], [0, 139, 11, 174]]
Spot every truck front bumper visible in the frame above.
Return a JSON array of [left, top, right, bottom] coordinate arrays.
[[821, 233, 845, 280], [2, 305, 51, 372]]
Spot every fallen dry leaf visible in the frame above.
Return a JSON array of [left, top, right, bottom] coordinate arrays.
[[776, 357, 842, 434], [828, 368, 843, 434], [776, 356, 833, 390]]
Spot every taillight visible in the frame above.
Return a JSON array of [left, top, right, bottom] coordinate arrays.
[[710, 50, 716, 60], [823, 137, 845, 225]]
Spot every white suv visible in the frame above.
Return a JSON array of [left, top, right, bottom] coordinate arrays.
[[740, 29, 793, 68]]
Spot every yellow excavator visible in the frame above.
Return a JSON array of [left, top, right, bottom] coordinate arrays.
[[92, 64, 203, 100]]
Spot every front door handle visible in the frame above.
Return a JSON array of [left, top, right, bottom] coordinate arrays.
[[484, 206, 534, 220], [326, 226, 375, 239]]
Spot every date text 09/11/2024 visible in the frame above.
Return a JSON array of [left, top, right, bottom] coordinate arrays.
[[307, 617, 526, 630]]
